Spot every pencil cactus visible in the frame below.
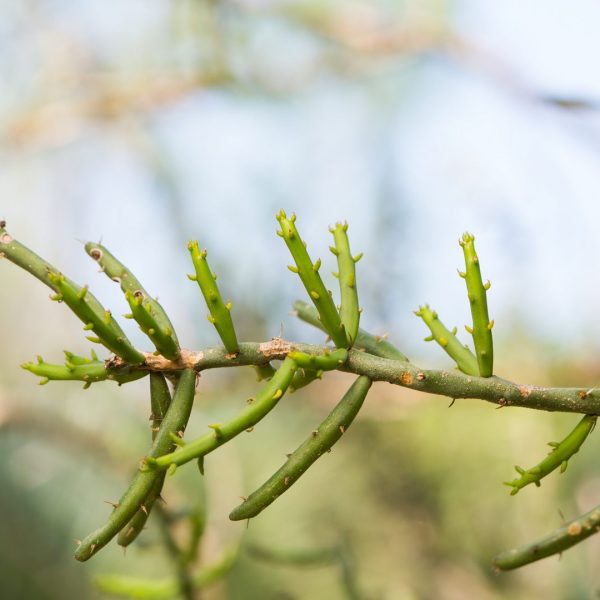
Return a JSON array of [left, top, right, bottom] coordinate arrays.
[[1, 213, 600, 582]]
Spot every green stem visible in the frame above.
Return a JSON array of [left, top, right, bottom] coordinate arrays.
[[21, 352, 145, 387], [125, 290, 180, 360], [0, 225, 144, 364], [74, 369, 197, 561], [504, 415, 597, 495], [85, 242, 180, 354], [330, 222, 361, 346], [143, 357, 296, 470], [118, 374, 173, 547], [493, 503, 600, 570], [276, 211, 347, 348], [459, 233, 494, 376], [188, 241, 239, 354], [101, 340, 600, 414], [414, 305, 479, 376], [229, 376, 371, 520]]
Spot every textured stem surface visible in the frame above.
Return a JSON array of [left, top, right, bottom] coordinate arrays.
[[459, 233, 494, 376], [0, 225, 144, 364], [415, 305, 479, 376], [118, 374, 173, 547], [86, 241, 180, 354], [188, 241, 239, 354], [494, 503, 600, 570], [330, 222, 360, 346], [74, 369, 197, 561], [504, 415, 597, 495], [229, 376, 371, 520], [276, 211, 347, 348], [144, 357, 297, 470]]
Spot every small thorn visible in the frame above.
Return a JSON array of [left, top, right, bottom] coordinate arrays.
[[353, 253, 363, 263], [484, 280, 491, 290], [329, 246, 339, 256], [464, 325, 473, 334], [313, 258, 321, 271], [310, 290, 320, 300], [487, 320, 494, 330], [187, 273, 197, 281]]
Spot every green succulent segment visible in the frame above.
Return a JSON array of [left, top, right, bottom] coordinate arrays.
[[276, 211, 347, 349], [75, 369, 197, 561], [229, 375, 372, 521], [287, 348, 348, 371], [494, 502, 600, 570], [48, 271, 145, 364], [187, 241, 239, 355], [21, 351, 145, 387], [117, 474, 166, 547], [144, 357, 297, 471], [124, 290, 180, 360], [86, 242, 180, 359], [293, 301, 409, 362], [330, 222, 361, 346], [459, 233, 494, 377], [504, 415, 597, 495], [118, 374, 173, 548], [414, 305, 479, 376], [0, 226, 144, 364]]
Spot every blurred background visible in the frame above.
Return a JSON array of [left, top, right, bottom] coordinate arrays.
[[2, 0, 600, 598]]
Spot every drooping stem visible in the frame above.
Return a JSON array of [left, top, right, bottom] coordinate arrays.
[[229, 376, 371, 520], [143, 357, 297, 470], [75, 369, 197, 561]]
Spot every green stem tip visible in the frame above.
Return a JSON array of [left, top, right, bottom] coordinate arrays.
[[276, 210, 347, 348], [188, 241, 239, 355]]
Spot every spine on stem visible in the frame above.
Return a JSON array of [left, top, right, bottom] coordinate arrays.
[[329, 221, 361, 346], [414, 305, 479, 376], [86, 242, 180, 360], [459, 233, 494, 377], [504, 415, 597, 495], [75, 369, 197, 561], [143, 357, 297, 471], [229, 375, 372, 520]]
